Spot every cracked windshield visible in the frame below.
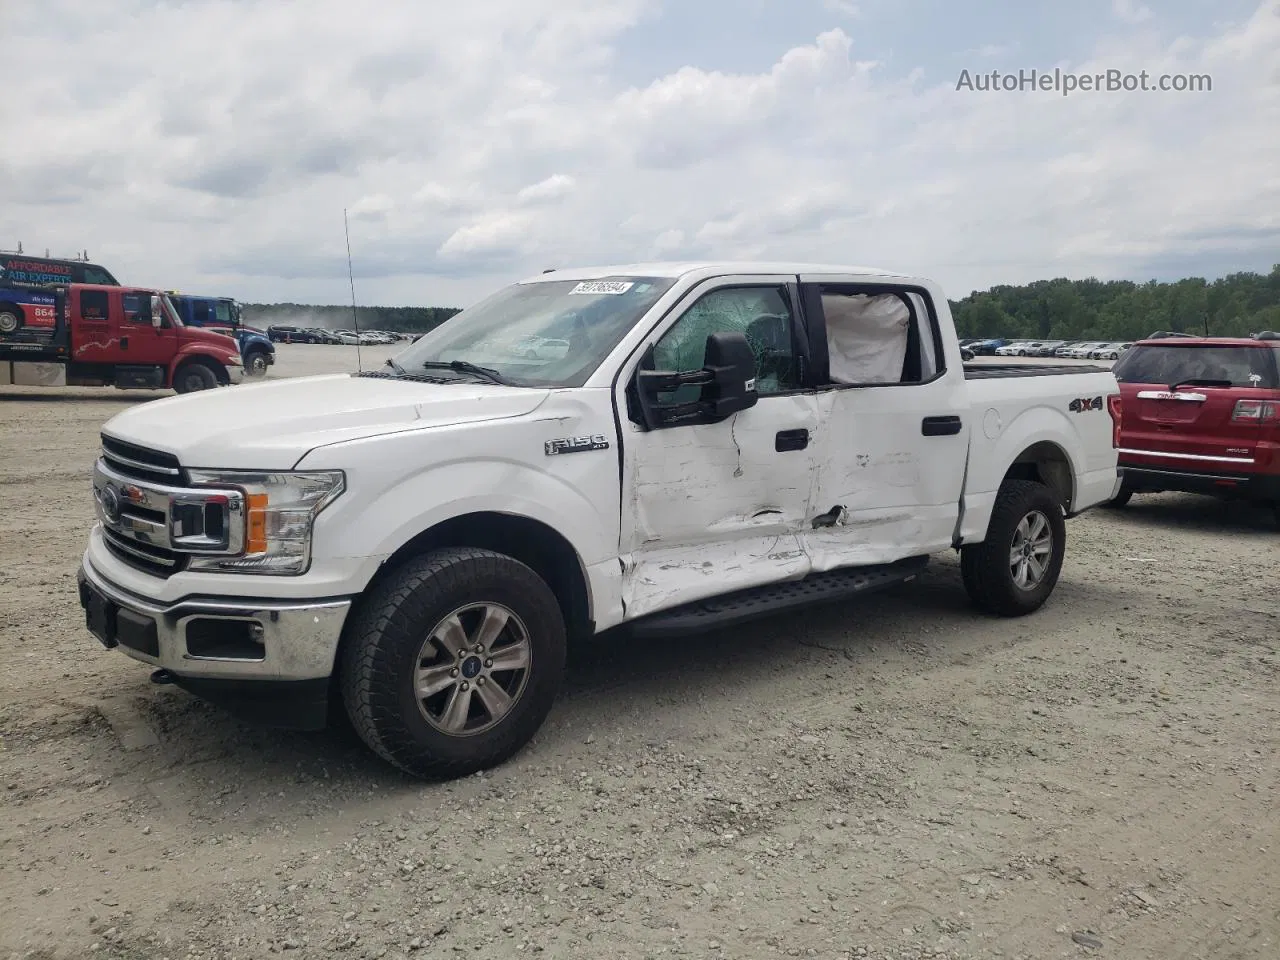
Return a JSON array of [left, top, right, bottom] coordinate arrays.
[[393, 276, 676, 386]]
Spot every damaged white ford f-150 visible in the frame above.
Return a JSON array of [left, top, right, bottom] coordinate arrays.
[[77, 262, 1121, 778]]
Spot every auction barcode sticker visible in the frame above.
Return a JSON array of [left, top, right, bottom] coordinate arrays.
[[569, 280, 634, 295]]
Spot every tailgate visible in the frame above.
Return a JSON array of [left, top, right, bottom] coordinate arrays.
[[1126, 386, 1259, 463]]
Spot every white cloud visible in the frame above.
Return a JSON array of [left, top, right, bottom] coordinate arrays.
[[0, 0, 1276, 307], [1113, 0, 1154, 24], [516, 174, 577, 204], [437, 211, 535, 259]]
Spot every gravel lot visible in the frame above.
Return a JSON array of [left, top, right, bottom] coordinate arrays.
[[2, 346, 1277, 960]]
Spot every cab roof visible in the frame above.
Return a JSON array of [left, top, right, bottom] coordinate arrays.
[[518, 261, 913, 284]]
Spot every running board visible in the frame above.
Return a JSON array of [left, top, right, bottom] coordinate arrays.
[[628, 556, 929, 639]]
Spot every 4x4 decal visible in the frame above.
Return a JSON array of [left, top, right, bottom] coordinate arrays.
[[1069, 396, 1103, 413]]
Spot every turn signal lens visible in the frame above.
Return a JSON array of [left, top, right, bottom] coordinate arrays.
[[246, 493, 269, 554]]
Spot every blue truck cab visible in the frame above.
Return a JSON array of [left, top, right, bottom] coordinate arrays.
[[166, 293, 275, 378]]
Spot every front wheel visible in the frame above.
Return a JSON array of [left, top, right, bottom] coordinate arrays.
[[340, 547, 567, 779], [961, 479, 1066, 617], [244, 349, 270, 378], [173, 361, 219, 394]]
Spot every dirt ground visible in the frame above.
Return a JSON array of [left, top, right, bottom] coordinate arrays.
[[1, 346, 1277, 960]]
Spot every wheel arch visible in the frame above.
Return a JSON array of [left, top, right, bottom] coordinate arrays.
[[1003, 440, 1075, 513], [361, 511, 593, 644], [168, 351, 226, 386]]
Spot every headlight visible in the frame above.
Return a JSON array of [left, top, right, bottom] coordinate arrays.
[[185, 470, 345, 575]]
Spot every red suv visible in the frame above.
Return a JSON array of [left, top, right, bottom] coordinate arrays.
[[1108, 333, 1280, 525]]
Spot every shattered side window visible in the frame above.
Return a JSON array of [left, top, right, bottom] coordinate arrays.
[[652, 286, 798, 403]]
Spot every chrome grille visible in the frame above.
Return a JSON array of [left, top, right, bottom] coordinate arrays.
[[103, 527, 181, 576], [100, 434, 183, 485], [93, 440, 246, 579]]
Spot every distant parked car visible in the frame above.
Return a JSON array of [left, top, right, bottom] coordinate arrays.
[[996, 341, 1039, 356], [969, 338, 1006, 356], [1090, 342, 1133, 360], [1030, 340, 1066, 357], [1059, 341, 1103, 359], [267, 325, 323, 344]]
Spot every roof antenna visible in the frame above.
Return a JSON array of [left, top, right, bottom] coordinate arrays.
[[343, 208, 363, 373]]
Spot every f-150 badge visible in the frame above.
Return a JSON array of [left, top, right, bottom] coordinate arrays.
[[545, 435, 610, 456], [1069, 396, 1103, 413]]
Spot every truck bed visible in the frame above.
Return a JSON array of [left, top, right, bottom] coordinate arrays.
[[964, 363, 1108, 379]]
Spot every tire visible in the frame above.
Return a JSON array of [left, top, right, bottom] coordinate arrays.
[[961, 479, 1066, 617], [173, 361, 219, 394], [0, 305, 22, 334], [339, 547, 567, 779], [1105, 483, 1134, 508], [244, 349, 270, 378]]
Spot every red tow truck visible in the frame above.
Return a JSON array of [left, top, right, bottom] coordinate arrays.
[[0, 283, 244, 393]]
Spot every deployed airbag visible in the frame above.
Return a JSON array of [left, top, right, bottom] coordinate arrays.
[[823, 293, 910, 384]]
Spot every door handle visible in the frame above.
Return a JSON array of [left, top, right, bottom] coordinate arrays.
[[921, 415, 961, 436], [775, 428, 809, 452]]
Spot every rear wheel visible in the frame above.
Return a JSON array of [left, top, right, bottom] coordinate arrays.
[[1105, 482, 1134, 508], [173, 361, 219, 394], [340, 547, 567, 780], [961, 479, 1066, 617], [0, 305, 22, 334]]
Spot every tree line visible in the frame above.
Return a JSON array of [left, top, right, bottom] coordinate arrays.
[[240, 302, 461, 333], [949, 264, 1280, 341]]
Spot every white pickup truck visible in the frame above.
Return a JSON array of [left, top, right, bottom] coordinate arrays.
[[77, 262, 1121, 778]]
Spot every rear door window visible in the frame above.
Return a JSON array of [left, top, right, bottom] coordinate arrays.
[[1113, 345, 1278, 389]]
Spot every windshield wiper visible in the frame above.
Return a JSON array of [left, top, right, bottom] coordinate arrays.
[[421, 360, 511, 385], [385, 357, 408, 376], [1169, 378, 1233, 391]]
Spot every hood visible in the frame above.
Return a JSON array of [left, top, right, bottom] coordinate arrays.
[[180, 325, 240, 350], [101, 373, 551, 469]]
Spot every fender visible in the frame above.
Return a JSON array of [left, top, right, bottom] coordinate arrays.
[[166, 342, 233, 384], [959, 403, 1084, 544], [299, 415, 624, 610]]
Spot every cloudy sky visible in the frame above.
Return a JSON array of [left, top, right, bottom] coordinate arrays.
[[3, 0, 1277, 308]]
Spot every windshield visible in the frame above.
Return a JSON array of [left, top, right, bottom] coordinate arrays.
[[391, 276, 678, 387], [1113, 344, 1278, 388]]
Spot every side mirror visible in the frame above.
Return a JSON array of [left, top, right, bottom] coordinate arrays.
[[150, 295, 163, 327], [634, 330, 759, 428]]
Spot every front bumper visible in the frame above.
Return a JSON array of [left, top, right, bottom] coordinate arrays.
[[225, 362, 245, 384], [77, 556, 352, 727]]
